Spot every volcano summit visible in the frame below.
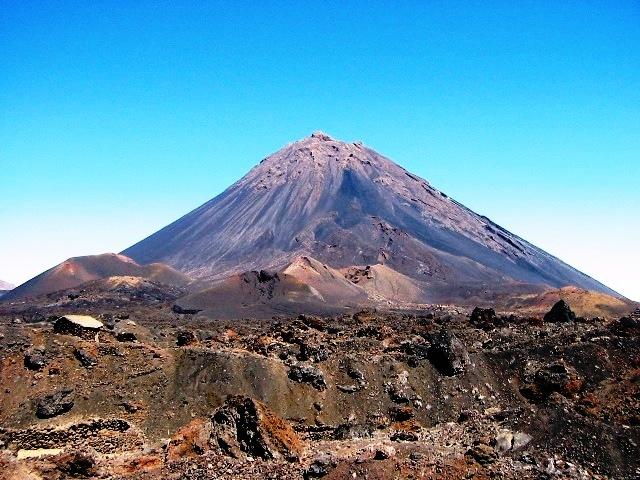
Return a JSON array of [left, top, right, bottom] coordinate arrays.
[[122, 132, 619, 308]]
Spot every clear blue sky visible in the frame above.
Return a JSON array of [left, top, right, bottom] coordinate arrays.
[[1, 1, 639, 299]]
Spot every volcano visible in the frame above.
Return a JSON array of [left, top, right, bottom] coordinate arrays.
[[122, 132, 620, 305]]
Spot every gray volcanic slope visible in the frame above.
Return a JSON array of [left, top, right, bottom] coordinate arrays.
[[123, 132, 619, 302]]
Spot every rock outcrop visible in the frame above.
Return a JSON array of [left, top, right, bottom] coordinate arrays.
[[543, 300, 576, 323], [287, 365, 327, 390], [426, 330, 469, 376], [210, 396, 303, 461], [35, 389, 75, 419]]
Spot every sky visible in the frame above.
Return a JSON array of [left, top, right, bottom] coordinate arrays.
[[1, 1, 639, 300]]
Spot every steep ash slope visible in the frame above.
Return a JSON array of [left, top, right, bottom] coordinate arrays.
[[123, 132, 619, 302]]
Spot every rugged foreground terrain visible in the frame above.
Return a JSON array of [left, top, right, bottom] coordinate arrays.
[[0, 281, 638, 479]]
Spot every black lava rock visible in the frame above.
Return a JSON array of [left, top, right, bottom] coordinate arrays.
[[297, 342, 329, 363], [470, 307, 500, 330], [426, 330, 469, 376], [176, 330, 197, 346], [36, 389, 75, 418], [24, 350, 47, 371], [543, 300, 576, 323], [172, 304, 202, 315], [304, 454, 335, 479], [115, 331, 137, 342], [74, 348, 97, 368], [288, 365, 327, 391]]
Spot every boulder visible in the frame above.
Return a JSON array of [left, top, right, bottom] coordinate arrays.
[[520, 361, 583, 402], [176, 330, 197, 346], [388, 405, 414, 422], [543, 300, 576, 323], [470, 307, 502, 330], [53, 449, 97, 477], [298, 314, 327, 332], [610, 311, 640, 337], [53, 315, 103, 338], [390, 429, 419, 442], [494, 430, 532, 453], [347, 367, 365, 383], [336, 384, 359, 393], [288, 365, 327, 390], [304, 454, 336, 479], [166, 418, 212, 461], [297, 342, 329, 363], [426, 330, 469, 376], [512, 431, 533, 450], [115, 331, 137, 342], [171, 304, 202, 315], [494, 431, 514, 453], [373, 444, 396, 460], [24, 350, 47, 371], [74, 348, 97, 368], [210, 395, 303, 461], [36, 389, 74, 418], [466, 443, 497, 465], [98, 313, 116, 330], [257, 269, 279, 283]]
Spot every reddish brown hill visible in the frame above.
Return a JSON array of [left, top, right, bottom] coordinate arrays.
[[3, 253, 190, 300], [500, 286, 635, 318]]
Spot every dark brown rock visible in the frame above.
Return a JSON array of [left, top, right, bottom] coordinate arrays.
[[24, 350, 47, 371], [54, 449, 97, 477], [176, 330, 197, 346], [466, 443, 497, 465], [210, 395, 303, 461], [36, 389, 74, 418], [520, 361, 583, 402], [426, 330, 469, 376], [470, 307, 502, 330], [544, 300, 576, 323], [74, 348, 97, 368], [288, 365, 326, 390], [115, 331, 137, 342], [172, 304, 202, 315]]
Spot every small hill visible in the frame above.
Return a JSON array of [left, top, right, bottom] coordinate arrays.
[[3, 253, 190, 300], [176, 256, 368, 318], [342, 264, 424, 304], [495, 286, 635, 318], [281, 256, 366, 304]]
